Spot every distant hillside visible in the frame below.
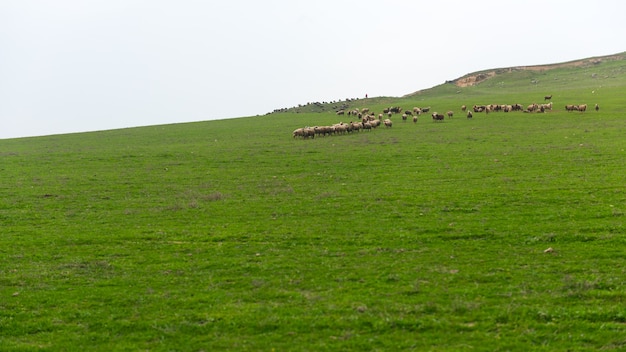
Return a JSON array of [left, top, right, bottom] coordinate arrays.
[[453, 53, 625, 87], [406, 52, 625, 96]]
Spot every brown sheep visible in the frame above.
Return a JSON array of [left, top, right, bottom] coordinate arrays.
[[303, 127, 315, 139], [432, 112, 444, 121], [595, 104, 600, 111], [351, 121, 363, 132], [292, 128, 305, 138], [383, 119, 392, 128], [447, 111, 454, 119]]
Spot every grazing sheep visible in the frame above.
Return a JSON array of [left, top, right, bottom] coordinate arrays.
[[461, 105, 467, 112], [383, 118, 393, 128], [432, 112, 444, 121], [294, 127, 316, 139], [595, 103, 600, 111], [467, 111, 473, 119], [314, 126, 327, 137], [447, 111, 454, 119], [292, 128, 305, 138], [351, 121, 363, 132], [412, 115, 418, 123], [402, 114, 408, 122], [544, 94, 552, 101], [578, 104, 587, 112]]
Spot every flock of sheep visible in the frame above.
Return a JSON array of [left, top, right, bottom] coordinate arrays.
[[292, 97, 597, 139], [292, 112, 393, 139]]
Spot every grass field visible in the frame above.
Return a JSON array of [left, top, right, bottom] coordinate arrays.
[[1, 54, 626, 351]]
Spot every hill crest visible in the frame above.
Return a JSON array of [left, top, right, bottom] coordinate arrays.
[[404, 52, 625, 97], [453, 53, 625, 88]]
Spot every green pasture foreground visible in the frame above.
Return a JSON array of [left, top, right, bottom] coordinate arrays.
[[2, 58, 626, 350]]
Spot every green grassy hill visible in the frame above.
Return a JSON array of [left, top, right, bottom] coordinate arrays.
[[1, 53, 626, 351]]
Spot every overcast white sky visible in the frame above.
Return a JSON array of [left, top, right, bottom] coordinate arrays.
[[1, 0, 624, 139]]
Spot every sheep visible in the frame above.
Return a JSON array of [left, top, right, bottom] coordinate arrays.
[[333, 123, 348, 134], [303, 127, 315, 138], [432, 112, 444, 121], [383, 119, 393, 128], [292, 128, 305, 138], [447, 111, 454, 119], [350, 121, 363, 132]]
